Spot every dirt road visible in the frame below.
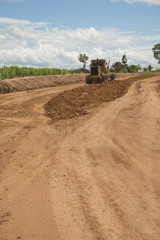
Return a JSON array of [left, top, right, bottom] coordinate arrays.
[[0, 76, 160, 240]]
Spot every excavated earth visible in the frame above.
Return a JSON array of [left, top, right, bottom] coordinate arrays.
[[0, 73, 160, 240], [0, 74, 86, 94], [45, 73, 160, 121], [0, 72, 141, 94]]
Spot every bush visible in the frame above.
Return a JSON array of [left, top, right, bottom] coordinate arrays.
[[120, 67, 128, 73]]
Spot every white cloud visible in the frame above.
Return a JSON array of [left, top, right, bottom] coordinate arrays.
[[0, 0, 23, 2], [111, 0, 160, 5], [0, 17, 159, 69], [0, 17, 48, 28]]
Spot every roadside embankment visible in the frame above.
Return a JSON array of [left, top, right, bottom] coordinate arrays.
[[0, 74, 86, 94]]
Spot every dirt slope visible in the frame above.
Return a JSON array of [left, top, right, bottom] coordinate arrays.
[[0, 72, 155, 95], [0, 76, 160, 240], [0, 74, 86, 94]]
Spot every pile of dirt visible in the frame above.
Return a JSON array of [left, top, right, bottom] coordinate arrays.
[[0, 74, 86, 94], [45, 73, 160, 121], [72, 68, 90, 73]]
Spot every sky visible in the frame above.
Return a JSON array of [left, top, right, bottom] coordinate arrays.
[[0, 0, 160, 69]]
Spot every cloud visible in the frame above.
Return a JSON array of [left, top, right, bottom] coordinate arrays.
[[0, 17, 49, 28], [111, 0, 160, 5], [153, 29, 160, 31], [0, 0, 23, 3], [0, 17, 159, 69]]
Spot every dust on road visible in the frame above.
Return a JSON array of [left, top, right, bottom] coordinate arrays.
[[0, 74, 160, 240]]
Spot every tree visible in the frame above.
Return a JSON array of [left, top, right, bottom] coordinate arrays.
[[78, 53, 89, 69], [152, 43, 160, 64], [120, 67, 128, 73], [148, 65, 153, 71], [127, 65, 139, 73], [137, 64, 142, 71], [143, 67, 148, 72], [111, 62, 123, 72], [121, 54, 128, 67]]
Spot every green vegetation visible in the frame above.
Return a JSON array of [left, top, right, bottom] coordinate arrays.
[[78, 53, 89, 69], [141, 71, 159, 74], [111, 61, 141, 73], [121, 54, 128, 68], [0, 66, 73, 80], [110, 54, 158, 73], [110, 55, 142, 73], [152, 43, 160, 64]]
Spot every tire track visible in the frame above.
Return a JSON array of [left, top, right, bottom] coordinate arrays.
[[50, 77, 160, 240]]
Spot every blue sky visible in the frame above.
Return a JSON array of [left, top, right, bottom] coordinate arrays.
[[0, 0, 160, 69]]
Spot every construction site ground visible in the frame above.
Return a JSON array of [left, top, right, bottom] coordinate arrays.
[[0, 73, 160, 240]]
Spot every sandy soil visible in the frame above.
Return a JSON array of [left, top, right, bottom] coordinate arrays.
[[0, 75, 160, 240], [45, 74, 159, 121], [0, 73, 141, 94]]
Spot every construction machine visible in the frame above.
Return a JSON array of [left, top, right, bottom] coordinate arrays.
[[86, 59, 116, 84]]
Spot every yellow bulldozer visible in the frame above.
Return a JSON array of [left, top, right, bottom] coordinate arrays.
[[86, 59, 116, 84]]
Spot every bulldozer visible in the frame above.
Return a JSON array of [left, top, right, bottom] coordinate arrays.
[[86, 59, 116, 84]]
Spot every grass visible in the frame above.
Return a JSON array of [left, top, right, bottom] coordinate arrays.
[[141, 71, 160, 74]]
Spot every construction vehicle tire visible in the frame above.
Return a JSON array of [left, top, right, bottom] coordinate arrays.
[[110, 74, 116, 81], [102, 74, 108, 82], [86, 75, 92, 84]]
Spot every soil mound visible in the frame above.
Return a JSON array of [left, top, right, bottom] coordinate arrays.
[[72, 68, 90, 73], [45, 73, 160, 121], [0, 74, 86, 94]]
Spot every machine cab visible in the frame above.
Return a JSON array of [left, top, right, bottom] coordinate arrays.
[[90, 59, 106, 77]]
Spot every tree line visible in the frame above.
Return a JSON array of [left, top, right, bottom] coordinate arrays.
[[0, 44, 159, 80], [110, 55, 154, 73], [78, 53, 157, 73], [0, 66, 72, 80], [78, 44, 160, 72]]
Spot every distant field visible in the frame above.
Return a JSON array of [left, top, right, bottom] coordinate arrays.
[[141, 71, 160, 74], [0, 66, 72, 80], [0, 66, 159, 80]]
